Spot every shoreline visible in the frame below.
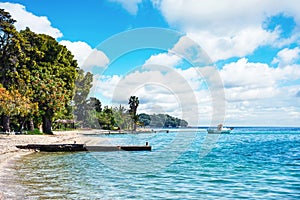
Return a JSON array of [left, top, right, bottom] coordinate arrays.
[[0, 129, 108, 199], [0, 128, 153, 167], [0, 128, 153, 198]]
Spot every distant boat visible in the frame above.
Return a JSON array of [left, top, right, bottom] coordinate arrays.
[[207, 124, 233, 134]]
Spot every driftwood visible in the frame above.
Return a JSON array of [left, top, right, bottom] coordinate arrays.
[[16, 143, 151, 152]]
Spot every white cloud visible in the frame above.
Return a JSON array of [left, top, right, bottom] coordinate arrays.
[[144, 53, 182, 68], [152, 0, 300, 61], [172, 35, 213, 65], [221, 58, 275, 89], [59, 41, 91, 66], [216, 57, 300, 126], [154, 0, 300, 33], [84, 50, 110, 70], [91, 74, 121, 101], [220, 58, 300, 100], [109, 0, 142, 15], [272, 47, 300, 67], [225, 93, 300, 126], [0, 2, 62, 38], [59, 40, 109, 71], [187, 28, 277, 61], [155, 0, 266, 32]]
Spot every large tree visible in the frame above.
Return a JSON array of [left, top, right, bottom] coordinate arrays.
[[128, 96, 139, 131], [20, 28, 78, 134], [0, 10, 78, 133], [98, 106, 115, 130], [73, 69, 94, 127], [0, 9, 25, 131], [0, 9, 21, 86], [82, 97, 102, 128], [113, 105, 132, 130]]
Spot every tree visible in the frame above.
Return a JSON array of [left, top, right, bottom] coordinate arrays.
[[138, 113, 151, 127], [0, 87, 38, 132], [32, 74, 72, 134], [20, 28, 78, 134], [83, 97, 102, 128], [0, 10, 78, 133], [113, 105, 132, 130], [73, 69, 93, 124], [138, 113, 188, 128], [128, 96, 139, 131], [98, 106, 115, 130], [0, 9, 21, 86], [150, 114, 164, 127], [0, 9, 26, 131]]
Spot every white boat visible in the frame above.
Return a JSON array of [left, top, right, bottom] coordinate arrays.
[[207, 124, 233, 134]]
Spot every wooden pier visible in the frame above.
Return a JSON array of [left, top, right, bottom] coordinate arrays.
[[16, 143, 151, 152]]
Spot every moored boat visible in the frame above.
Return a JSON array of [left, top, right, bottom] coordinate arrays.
[[207, 124, 233, 134]]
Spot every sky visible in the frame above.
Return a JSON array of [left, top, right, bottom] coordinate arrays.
[[1, 0, 300, 126]]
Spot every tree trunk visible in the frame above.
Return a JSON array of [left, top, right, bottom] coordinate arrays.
[[28, 118, 34, 131], [18, 117, 26, 134], [42, 110, 53, 134], [2, 115, 10, 132]]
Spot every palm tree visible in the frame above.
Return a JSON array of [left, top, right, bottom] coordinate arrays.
[[128, 96, 139, 131]]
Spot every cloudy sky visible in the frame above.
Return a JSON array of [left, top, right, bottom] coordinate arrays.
[[1, 0, 300, 126]]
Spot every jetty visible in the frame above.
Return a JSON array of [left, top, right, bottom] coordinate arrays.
[[16, 143, 151, 152]]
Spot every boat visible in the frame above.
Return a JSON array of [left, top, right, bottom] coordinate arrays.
[[207, 124, 233, 134]]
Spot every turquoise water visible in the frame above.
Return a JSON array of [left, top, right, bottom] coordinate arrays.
[[6, 127, 300, 199]]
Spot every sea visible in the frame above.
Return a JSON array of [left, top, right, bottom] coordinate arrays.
[[1, 127, 300, 199]]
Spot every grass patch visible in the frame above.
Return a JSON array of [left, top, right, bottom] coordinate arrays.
[[26, 128, 43, 135]]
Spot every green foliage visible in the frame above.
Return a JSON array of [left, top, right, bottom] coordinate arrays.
[[0, 87, 38, 117], [98, 106, 115, 130], [0, 10, 78, 133], [74, 69, 93, 105], [128, 96, 139, 117], [27, 128, 43, 135], [138, 113, 151, 126], [113, 105, 132, 130], [73, 70, 102, 128], [139, 113, 188, 128], [75, 96, 102, 128], [0, 8, 25, 89], [128, 96, 139, 130], [19, 28, 78, 134]]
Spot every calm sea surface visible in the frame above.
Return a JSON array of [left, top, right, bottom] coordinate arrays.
[[3, 127, 300, 199]]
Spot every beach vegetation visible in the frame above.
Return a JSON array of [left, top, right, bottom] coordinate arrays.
[[113, 105, 132, 130], [139, 113, 188, 128], [128, 96, 139, 131], [1, 9, 78, 134], [26, 128, 43, 135]]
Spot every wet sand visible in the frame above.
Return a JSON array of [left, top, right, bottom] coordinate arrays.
[[0, 130, 111, 199]]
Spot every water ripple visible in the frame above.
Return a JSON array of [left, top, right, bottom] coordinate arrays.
[[5, 128, 300, 199]]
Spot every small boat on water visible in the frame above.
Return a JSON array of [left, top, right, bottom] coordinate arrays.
[[207, 124, 233, 134]]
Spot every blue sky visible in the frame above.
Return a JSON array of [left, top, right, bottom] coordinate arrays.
[[1, 0, 300, 126]]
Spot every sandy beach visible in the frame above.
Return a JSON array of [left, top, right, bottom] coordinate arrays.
[[0, 130, 112, 199], [0, 128, 152, 199], [0, 128, 151, 172]]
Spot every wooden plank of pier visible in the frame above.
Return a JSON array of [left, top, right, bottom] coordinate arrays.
[[16, 143, 151, 152]]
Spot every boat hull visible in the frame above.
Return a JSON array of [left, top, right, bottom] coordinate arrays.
[[207, 130, 231, 134]]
